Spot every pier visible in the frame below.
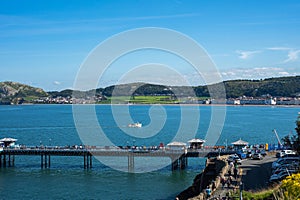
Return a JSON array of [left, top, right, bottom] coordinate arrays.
[[0, 146, 236, 171]]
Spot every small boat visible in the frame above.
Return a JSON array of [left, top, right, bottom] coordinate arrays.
[[128, 122, 142, 128]]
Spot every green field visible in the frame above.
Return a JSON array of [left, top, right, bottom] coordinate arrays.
[[98, 96, 209, 104]]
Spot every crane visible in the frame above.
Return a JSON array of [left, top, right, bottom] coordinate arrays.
[[273, 129, 282, 146]]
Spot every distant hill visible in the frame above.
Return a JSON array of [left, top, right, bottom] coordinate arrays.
[[222, 76, 300, 98], [100, 76, 300, 98], [0, 82, 48, 104], [1, 76, 300, 104]]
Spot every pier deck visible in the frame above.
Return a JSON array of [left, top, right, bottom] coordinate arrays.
[[0, 146, 236, 171]]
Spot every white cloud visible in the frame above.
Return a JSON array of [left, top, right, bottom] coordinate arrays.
[[267, 47, 291, 51], [267, 47, 300, 63], [284, 50, 300, 63], [221, 67, 296, 80], [53, 81, 61, 85], [236, 50, 261, 59]]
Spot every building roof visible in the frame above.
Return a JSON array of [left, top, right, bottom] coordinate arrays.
[[167, 141, 187, 147], [0, 138, 17, 142], [188, 138, 206, 143], [231, 138, 248, 146]]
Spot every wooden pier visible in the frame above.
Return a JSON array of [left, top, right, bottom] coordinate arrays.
[[0, 147, 235, 171]]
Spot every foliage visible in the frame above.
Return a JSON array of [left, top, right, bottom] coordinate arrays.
[[231, 185, 279, 200], [282, 114, 300, 154], [280, 173, 300, 199], [295, 115, 300, 154], [223, 76, 300, 98], [241, 189, 275, 200], [102, 76, 300, 98], [233, 174, 300, 200], [1, 76, 300, 104]]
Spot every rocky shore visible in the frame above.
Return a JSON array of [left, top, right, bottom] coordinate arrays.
[[176, 156, 228, 200]]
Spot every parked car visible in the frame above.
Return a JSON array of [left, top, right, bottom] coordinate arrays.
[[252, 153, 263, 160], [227, 154, 242, 165], [276, 150, 297, 158], [269, 169, 297, 182], [272, 157, 300, 169], [260, 150, 267, 157], [272, 164, 299, 175]]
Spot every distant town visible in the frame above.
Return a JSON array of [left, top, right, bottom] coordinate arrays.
[[1, 76, 300, 105], [32, 95, 300, 105]]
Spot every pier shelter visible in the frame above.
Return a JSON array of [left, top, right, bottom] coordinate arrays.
[[188, 138, 205, 149], [166, 142, 187, 150], [231, 138, 248, 150], [0, 138, 17, 147]]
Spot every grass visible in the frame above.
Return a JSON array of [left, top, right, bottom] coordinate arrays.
[[98, 96, 210, 104], [231, 185, 280, 200], [99, 96, 179, 104]]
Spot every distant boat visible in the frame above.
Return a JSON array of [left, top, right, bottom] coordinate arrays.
[[128, 122, 142, 128]]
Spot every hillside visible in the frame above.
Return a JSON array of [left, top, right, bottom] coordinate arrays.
[[223, 76, 300, 98], [0, 82, 48, 104], [1, 76, 300, 104], [101, 76, 300, 98]]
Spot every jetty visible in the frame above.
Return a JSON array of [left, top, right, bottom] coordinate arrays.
[[0, 146, 236, 171]]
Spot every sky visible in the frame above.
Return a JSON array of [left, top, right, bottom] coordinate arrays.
[[1, 0, 300, 91]]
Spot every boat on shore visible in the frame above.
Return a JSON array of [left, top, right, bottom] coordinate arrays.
[[128, 122, 142, 128]]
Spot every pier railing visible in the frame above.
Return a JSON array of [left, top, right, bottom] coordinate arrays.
[[0, 146, 235, 171]]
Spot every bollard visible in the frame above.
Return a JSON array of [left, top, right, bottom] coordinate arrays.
[[239, 181, 243, 200]]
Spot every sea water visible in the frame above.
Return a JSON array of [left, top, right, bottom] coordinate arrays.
[[0, 105, 299, 199]]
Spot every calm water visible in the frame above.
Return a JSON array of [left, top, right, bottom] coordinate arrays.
[[0, 105, 299, 199]]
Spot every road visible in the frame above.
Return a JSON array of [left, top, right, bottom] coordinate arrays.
[[240, 154, 277, 191]]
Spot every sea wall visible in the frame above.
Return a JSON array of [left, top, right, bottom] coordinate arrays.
[[176, 156, 228, 200]]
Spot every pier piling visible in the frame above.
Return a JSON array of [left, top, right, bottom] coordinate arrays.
[[128, 154, 134, 173]]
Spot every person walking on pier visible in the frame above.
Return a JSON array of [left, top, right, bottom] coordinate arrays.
[[233, 167, 238, 180], [221, 176, 226, 189], [228, 161, 233, 177], [205, 186, 211, 199], [226, 176, 232, 189]]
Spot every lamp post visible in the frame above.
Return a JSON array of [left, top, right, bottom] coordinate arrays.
[[240, 181, 243, 200]]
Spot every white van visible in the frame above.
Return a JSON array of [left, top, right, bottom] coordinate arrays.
[[277, 150, 297, 158]]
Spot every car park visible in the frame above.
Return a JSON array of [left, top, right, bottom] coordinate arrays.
[[272, 164, 299, 175], [269, 169, 297, 182], [252, 153, 263, 160], [227, 154, 242, 165], [272, 157, 300, 169], [260, 150, 267, 157]]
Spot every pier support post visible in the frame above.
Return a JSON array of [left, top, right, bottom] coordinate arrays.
[[11, 155, 15, 166], [87, 154, 90, 168], [128, 154, 134, 173], [83, 154, 92, 169], [8, 154, 11, 167], [172, 159, 179, 171], [48, 155, 50, 168], [44, 154, 47, 168], [89, 154, 92, 168], [0, 155, 2, 167], [179, 156, 187, 170], [41, 155, 44, 168], [3, 155, 6, 167]]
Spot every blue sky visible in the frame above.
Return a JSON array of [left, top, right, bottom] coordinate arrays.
[[1, 0, 300, 91]]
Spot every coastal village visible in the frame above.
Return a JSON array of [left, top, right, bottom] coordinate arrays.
[[32, 95, 300, 105]]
